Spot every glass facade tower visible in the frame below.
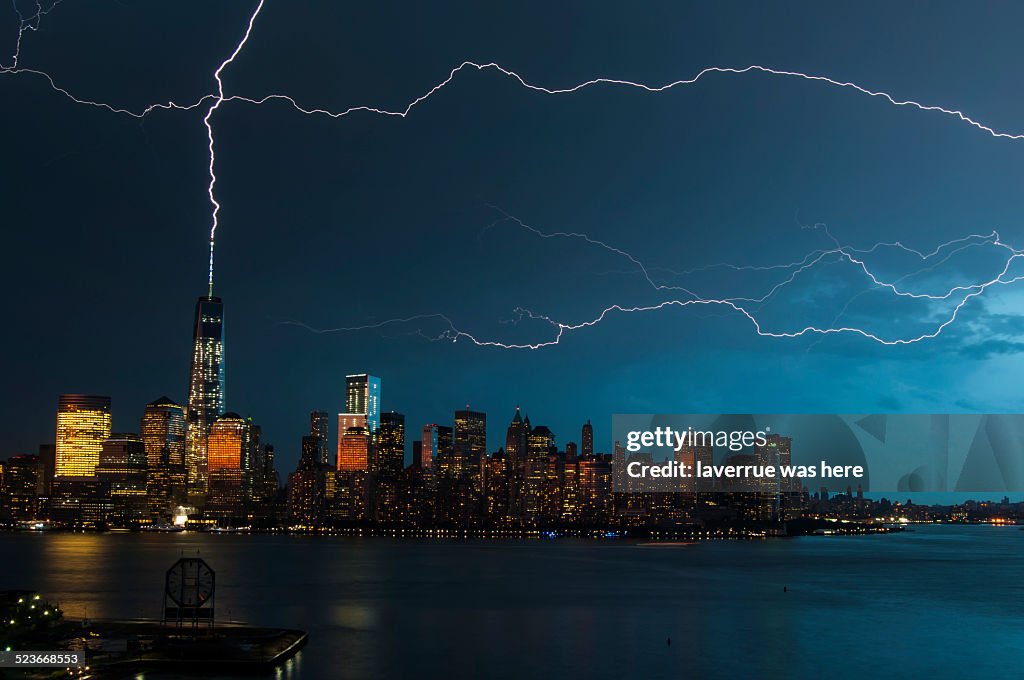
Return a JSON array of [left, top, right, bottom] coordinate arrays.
[[185, 295, 225, 497], [338, 373, 380, 466]]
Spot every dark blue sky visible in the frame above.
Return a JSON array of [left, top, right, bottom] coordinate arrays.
[[3, 1, 1024, 481]]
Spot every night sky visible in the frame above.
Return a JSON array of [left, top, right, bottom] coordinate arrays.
[[3, 1, 1024, 477]]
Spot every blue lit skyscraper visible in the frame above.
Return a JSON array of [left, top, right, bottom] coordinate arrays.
[[337, 374, 380, 466], [345, 374, 380, 432]]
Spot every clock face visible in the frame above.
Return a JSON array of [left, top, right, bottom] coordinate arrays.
[[166, 558, 215, 608]]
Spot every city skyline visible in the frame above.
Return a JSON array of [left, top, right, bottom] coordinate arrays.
[[7, 374, 1024, 531], [5, 288, 1024, 508], [26, 382, 611, 476]]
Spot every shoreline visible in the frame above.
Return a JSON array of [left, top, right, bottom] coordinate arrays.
[[0, 520, 903, 540]]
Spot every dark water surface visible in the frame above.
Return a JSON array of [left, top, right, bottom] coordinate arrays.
[[2, 525, 1022, 679]]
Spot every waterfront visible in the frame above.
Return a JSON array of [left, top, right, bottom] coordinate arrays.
[[2, 525, 1022, 679]]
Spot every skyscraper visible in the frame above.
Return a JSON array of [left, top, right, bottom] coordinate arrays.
[[54, 395, 112, 478], [454, 409, 486, 479], [505, 407, 529, 521], [96, 433, 148, 524], [310, 410, 329, 464], [421, 424, 451, 473], [505, 407, 528, 472], [378, 412, 406, 478], [301, 435, 321, 464], [207, 413, 248, 471], [205, 413, 249, 520], [141, 397, 186, 467], [524, 426, 557, 520], [2, 454, 42, 520], [37, 444, 55, 498], [581, 419, 594, 457], [260, 444, 278, 500], [288, 437, 328, 527], [185, 295, 225, 498], [345, 374, 381, 431], [422, 425, 437, 472], [524, 425, 554, 524], [141, 396, 187, 513], [338, 374, 380, 464], [338, 427, 372, 472]]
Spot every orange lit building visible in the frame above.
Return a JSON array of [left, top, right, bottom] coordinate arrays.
[[337, 426, 371, 471], [207, 413, 248, 471]]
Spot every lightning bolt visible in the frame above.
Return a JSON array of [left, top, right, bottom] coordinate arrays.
[[4, 0, 1022, 347], [202, 0, 266, 297], [3, 0, 62, 70], [221, 62, 1024, 143], [296, 208, 1023, 348]]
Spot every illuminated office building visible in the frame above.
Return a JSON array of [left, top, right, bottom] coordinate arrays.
[[141, 396, 186, 512], [206, 468, 244, 521], [378, 412, 406, 478], [2, 454, 42, 520], [262, 444, 278, 493], [482, 452, 508, 522], [561, 459, 581, 523], [577, 454, 612, 524], [337, 412, 367, 436], [141, 398, 186, 467], [438, 425, 453, 464], [345, 374, 380, 431], [207, 413, 248, 471], [288, 441, 327, 527], [205, 414, 252, 522], [453, 409, 486, 479], [505, 407, 528, 472], [338, 426, 372, 472], [48, 478, 111, 526], [505, 408, 529, 521], [245, 423, 264, 503], [328, 469, 372, 522], [185, 295, 225, 497], [524, 425, 554, 523], [337, 374, 380, 463], [97, 433, 147, 473], [421, 425, 438, 472], [310, 410, 330, 464], [421, 424, 452, 474], [54, 395, 112, 478], [95, 433, 148, 524]]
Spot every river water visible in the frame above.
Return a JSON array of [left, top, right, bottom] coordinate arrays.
[[1, 525, 1021, 679]]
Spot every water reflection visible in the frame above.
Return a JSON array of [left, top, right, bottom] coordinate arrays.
[[35, 533, 117, 619], [1, 527, 1023, 680]]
